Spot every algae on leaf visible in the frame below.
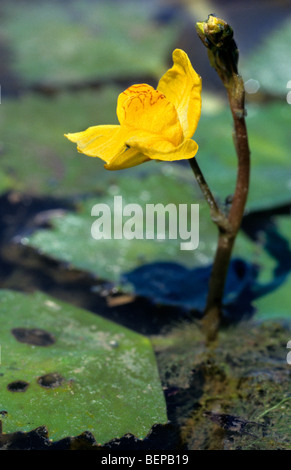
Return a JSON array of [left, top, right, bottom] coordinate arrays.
[[0, 289, 167, 443]]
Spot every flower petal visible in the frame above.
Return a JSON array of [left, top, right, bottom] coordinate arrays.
[[116, 84, 183, 147], [65, 49, 202, 171], [117, 84, 154, 124], [105, 147, 150, 171], [65, 125, 127, 163], [157, 49, 202, 139], [126, 134, 199, 162]]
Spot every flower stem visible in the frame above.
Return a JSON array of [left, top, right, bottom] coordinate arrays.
[[195, 16, 251, 341], [188, 157, 229, 231], [202, 76, 250, 341], [227, 77, 251, 234]]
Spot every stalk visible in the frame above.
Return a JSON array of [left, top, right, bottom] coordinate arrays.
[[194, 15, 251, 341]]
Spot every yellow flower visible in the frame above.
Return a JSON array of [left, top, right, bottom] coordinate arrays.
[[65, 49, 202, 170]]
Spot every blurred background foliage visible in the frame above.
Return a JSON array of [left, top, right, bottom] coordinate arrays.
[[0, 0, 291, 318], [0, 0, 291, 446]]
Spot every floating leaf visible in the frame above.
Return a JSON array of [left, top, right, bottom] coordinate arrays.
[[0, 89, 125, 196], [1, 89, 179, 197], [24, 175, 290, 318], [1, 87, 290, 210], [25, 172, 220, 284], [254, 274, 291, 321], [24, 170, 275, 309], [240, 16, 291, 96], [0, 169, 13, 194], [194, 101, 291, 211], [2, 0, 180, 86], [0, 289, 167, 442], [253, 215, 291, 321]]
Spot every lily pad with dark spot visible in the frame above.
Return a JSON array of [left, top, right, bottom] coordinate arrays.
[[0, 289, 167, 443]]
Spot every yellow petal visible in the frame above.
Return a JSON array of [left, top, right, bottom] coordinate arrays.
[[65, 48, 202, 171], [117, 84, 153, 124], [126, 133, 198, 162], [105, 147, 150, 171], [65, 125, 127, 163], [157, 49, 202, 139], [117, 84, 183, 147]]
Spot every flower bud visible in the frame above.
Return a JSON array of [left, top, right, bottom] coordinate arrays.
[[196, 15, 239, 83], [196, 15, 234, 48]]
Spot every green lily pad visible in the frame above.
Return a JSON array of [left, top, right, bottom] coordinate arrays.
[[194, 100, 291, 211], [1, 88, 289, 211], [253, 215, 291, 321], [25, 168, 276, 290], [21, 172, 291, 321], [241, 16, 291, 96], [0, 88, 153, 196], [0, 168, 14, 194], [254, 273, 291, 321], [2, 0, 180, 86], [0, 289, 167, 443], [25, 171, 216, 283]]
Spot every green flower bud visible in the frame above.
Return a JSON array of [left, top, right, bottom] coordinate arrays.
[[196, 15, 234, 48], [195, 15, 239, 84]]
